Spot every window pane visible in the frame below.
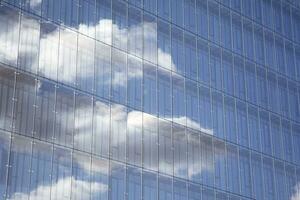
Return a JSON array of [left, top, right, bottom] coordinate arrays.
[[78, 0, 96, 37], [142, 171, 157, 200], [143, 62, 157, 115], [267, 72, 279, 113], [234, 56, 246, 100], [13, 73, 36, 136], [95, 42, 111, 99], [210, 46, 222, 90], [274, 161, 287, 200], [220, 8, 232, 50], [127, 56, 142, 110], [196, 0, 208, 39], [111, 104, 127, 162], [270, 115, 283, 159], [259, 111, 272, 155], [58, 28, 77, 86], [239, 149, 252, 197], [7, 135, 32, 199], [143, 14, 157, 64], [127, 109, 142, 166], [159, 176, 172, 200], [158, 0, 170, 20], [222, 51, 234, 96], [112, 0, 127, 51], [226, 144, 240, 193], [110, 162, 126, 200], [173, 125, 187, 179], [212, 91, 224, 139], [74, 93, 93, 152], [41, 0, 60, 22], [173, 179, 187, 200], [236, 101, 248, 147], [159, 120, 173, 175], [54, 86, 74, 147], [51, 146, 72, 200], [158, 21, 171, 70], [262, 157, 275, 199], [248, 106, 260, 151], [76, 35, 94, 93], [128, 7, 142, 57], [188, 130, 201, 183], [185, 34, 197, 80], [172, 75, 185, 125], [245, 62, 257, 104], [72, 151, 91, 200], [186, 80, 199, 129], [200, 134, 214, 187], [171, 27, 184, 75], [0, 67, 15, 131], [0, 131, 10, 199], [224, 96, 237, 143], [41, 86, 59, 118], [93, 98, 110, 157], [251, 153, 264, 200], [91, 156, 109, 200], [111, 49, 127, 105], [143, 113, 158, 171], [232, 14, 243, 55], [96, 0, 112, 45], [0, 5, 20, 67], [214, 139, 226, 190], [60, 0, 79, 28], [282, 120, 293, 163], [188, 183, 201, 200], [38, 22, 59, 81], [208, 2, 220, 44], [158, 69, 171, 119], [30, 141, 53, 199], [197, 40, 210, 84], [171, 0, 183, 26], [184, 0, 196, 32], [199, 86, 212, 134], [243, 20, 254, 60], [126, 167, 141, 200]]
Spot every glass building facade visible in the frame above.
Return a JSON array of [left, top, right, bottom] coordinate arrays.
[[0, 0, 300, 199]]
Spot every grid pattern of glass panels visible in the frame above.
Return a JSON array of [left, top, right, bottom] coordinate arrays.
[[0, 0, 300, 199]]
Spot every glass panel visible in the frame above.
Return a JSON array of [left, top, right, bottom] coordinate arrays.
[[72, 151, 91, 200], [264, 30, 275, 70], [245, 62, 257, 104], [91, 156, 109, 200], [30, 141, 52, 199], [112, 0, 127, 51], [239, 149, 252, 197], [172, 75, 185, 125], [199, 85, 212, 134], [127, 109, 142, 166], [171, 0, 183, 26], [274, 161, 287, 200], [171, 27, 184, 75], [188, 183, 201, 200], [184, 0, 196, 32], [173, 125, 187, 179], [200, 134, 214, 187], [93, 98, 110, 157], [0, 5, 20, 67], [214, 139, 226, 190], [144, 0, 156, 14], [282, 120, 293, 163], [174, 179, 187, 200], [222, 51, 234, 96], [220, 8, 232, 50], [159, 119, 173, 175], [142, 171, 157, 200], [54, 86, 74, 147], [243, 20, 254, 60], [126, 167, 141, 200], [0, 67, 15, 131], [256, 67, 268, 108], [210, 46, 222, 90], [234, 56, 246, 100], [128, 7, 142, 57], [76, 34, 94, 93], [159, 176, 172, 200], [267, 72, 279, 113], [143, 62, 157, 115], [185, 80, 199, 129], [202, 187, 214, 200], [248, 106, 260, 151], [38, 22, 59, 81], [18, 15, 40, 73], [263, 157, 275, 199], [254, 27, 265, 65], [74, 93, 93, 152], [212, 91, 224, 139], [51, 146, 72, 200], [292, 124, 300, 165], [188, 130, 201, 183], [0, 131, 10, 199], [158, 68, 171, 119], [78, 0, 96, 37], [251, 153, 264, 200], [7, 135, 32, 199], [224, 96, 237, 144], [285, 165, 296, 200], [232, 14, 243, 55], [111, 104, 127, 162], [272, 1, 282, 34], [260, 111, 272, 155], [288, 81, 300, 122], [278, 77, 289, 118], [270, 115, 283, 159], [13, 73, 36, 136], [236, 101, 248, 147], [111, 49, 127, 105], [95, 42, 111, 99], [226, 144, 240, 194], [127, 56, 142, 110], [96, 0, 112, 45], [110, 162, 126, 200], [197, 39, 210, 84], [208, 2, 220, 44], [275, 38, 286, 75], [196, 0, 208, 39], [158, 0, 170, 20], [185, 34, 197, 80], [58, 28, 77, 86], [143, 113, 158, 171], [60, 0, 79, 28], [41, 0, 61, 23], [143, 14, 157, 64], [158, 21, 171, 70]]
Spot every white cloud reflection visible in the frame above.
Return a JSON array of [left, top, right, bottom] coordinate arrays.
[[292, 183, 300, 200]]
